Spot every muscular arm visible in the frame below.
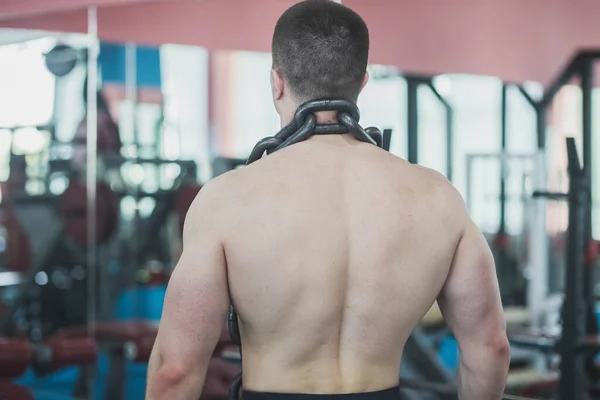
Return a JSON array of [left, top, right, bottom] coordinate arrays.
[[146, 184, 230, 400], [438, 220, 510, 400]]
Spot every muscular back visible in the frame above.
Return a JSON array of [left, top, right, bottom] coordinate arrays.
[[220, 134, 465, 393]]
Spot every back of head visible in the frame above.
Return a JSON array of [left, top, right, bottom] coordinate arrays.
[[272, 0, 369, 103]]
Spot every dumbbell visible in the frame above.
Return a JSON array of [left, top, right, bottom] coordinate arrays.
[[32, 336, 98, 377]]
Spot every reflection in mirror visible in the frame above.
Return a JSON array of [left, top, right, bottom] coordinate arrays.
[[0, 28, 210, 398], [0, 28, 104, 398]]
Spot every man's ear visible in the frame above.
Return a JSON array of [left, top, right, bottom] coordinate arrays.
[[271, 68, 284, 100], [360, 71, 370, 92]]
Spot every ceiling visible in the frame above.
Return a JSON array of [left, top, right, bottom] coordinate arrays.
[[1, 0, 600, 85]]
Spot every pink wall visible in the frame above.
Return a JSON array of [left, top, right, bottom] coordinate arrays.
[[2, 0, 600, 85], [0, 0, 154, 20]]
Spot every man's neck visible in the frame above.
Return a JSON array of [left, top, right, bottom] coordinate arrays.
[[280, 110, 340, 128], [313, 110, 339, 125]]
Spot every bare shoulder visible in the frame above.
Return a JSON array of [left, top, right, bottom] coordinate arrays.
[[408, 164, 467, 215], [183, 171, 241, 235]]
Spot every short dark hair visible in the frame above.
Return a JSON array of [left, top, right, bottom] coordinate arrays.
[[272, 0, 369, 103]]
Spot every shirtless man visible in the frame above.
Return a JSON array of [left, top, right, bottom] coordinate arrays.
[[146, 1, 510, 399]]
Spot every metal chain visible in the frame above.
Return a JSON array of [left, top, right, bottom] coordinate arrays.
[[245, 99, 382, 165]]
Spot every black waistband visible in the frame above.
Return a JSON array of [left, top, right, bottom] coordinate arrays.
[[242, 386, 400, 400]]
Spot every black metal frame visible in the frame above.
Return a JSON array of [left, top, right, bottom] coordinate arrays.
[[559, 138, 589, 400], [494, 84, 518, 305], [528, 139, 590, 400], [406, 78, 419, 165], [517, 50, 600, 163], [514, 51, 598, 313], [510, 50, 600, 400], [404, 75, 454, 181], [0, 225, 67, 336], [499, 84, 508, 234], [212, 157, 247, 178], [398, 50, 600, 400]]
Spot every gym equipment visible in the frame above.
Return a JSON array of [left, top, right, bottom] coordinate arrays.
[[0, 183, 32, 272], [396, 376, 540, 400], [101, 166, 199, 322], [0, 335, 98, 399], [212, 157, 246, 178], [400, 328, 456, 400], [382, 128, 392, 152], [0, 200, 100, 339], [536, 138, 594, 400], [403, 75, 453, 180], [44, 44, 80, 78], [53, 321, 158, 400], [465, 152, 536, 308], [507, 138, 598, 399], [0, 156, 201, 332], [58, 180, 120, 247], [53, 320, 239, 399], [494, 52, 600, 399], [227, 99, 386, 400], [516, 50, 599, 340], [32, 336, 97, 377], [520, 379, 558, 399], [0, 339, 32, 379]]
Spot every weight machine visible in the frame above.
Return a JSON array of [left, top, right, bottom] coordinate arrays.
[[481, 49, 600, 399]]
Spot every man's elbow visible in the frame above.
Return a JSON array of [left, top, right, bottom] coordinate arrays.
[[148, 363, 201, 397], [489, 333, 510, 364], [460, 332, 510, 370], [155, 363, 189, 385], [479, 332, 510, 368]]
